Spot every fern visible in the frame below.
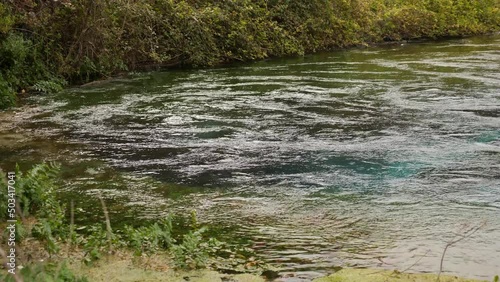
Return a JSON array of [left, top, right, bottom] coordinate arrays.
[[32, 79, 66, 94], [0, 163, 65, 253], [171, 227, 214, 270]]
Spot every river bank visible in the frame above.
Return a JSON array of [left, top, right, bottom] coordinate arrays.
[[1, 226, 493, 282], [1, 0, 500, 109], [1, 158, 497, 281]]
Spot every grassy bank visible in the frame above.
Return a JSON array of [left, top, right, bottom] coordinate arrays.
[[1, 0, 499, 109], [1, 163, 498, 281], [0, 163, 269, 281]]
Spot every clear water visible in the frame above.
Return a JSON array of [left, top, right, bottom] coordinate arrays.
[[1, 35, 499, 280]]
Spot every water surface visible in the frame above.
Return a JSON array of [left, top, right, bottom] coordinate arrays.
[[2, 35, 500, 280]]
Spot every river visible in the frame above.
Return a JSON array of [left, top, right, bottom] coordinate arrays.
[[1, 35, 499, 281]]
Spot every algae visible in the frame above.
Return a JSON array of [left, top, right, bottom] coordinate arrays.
[[313, 268, 487, 282]]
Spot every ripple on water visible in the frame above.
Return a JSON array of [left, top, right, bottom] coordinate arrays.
[[11, 35, 500, 280]]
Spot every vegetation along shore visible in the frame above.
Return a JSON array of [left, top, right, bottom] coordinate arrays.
[[1, 0, 499, 109], [1, 0, 500, 281], [1, 164, 498, 281]]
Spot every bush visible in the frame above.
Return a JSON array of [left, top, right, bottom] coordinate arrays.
[[0, 262, 88, 282], [0, 163, 62, 221], [0, 0, 498, 105], [0, 163, 268, 279], [0, 163, 66, 254], [171, 227, 215, 270], [0, 75, 15, 109], [0, 3, 14, 35], [32, 79, 67, 94], [122, 216, 174, 256]]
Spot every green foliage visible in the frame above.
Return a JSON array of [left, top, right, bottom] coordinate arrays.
[[171, 227, 215, 270], [0, 30, 65, 109], [0, 163, 63, 220], [382, 6, 437, 40], [14, 163, 62, 219], [14, 221, 28, 242], [0, 32, 57, 91], [122, 216, 174, 256], [81, 224, 114, 264], [0, 163, 66, 254], [32, 78, 67, 94], [0, 163, 267, 277], [0, 33, 28, 90], [0, 262, 88, 282], [0, 74, 16, 109], [32, 219, 62, 255], [80, 216, 174, 264], [494, 275, 499, 282], [79, 224, 128, 265], [0, 3, 14, 35], [0, 0, 498, 108]]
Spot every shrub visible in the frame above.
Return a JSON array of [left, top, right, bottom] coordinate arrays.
[[0, 75, 15, 109], [0, 3, 14, 35], [32, 79, 67, 94], [122, 216, 174, 256], [0, 262, 88, 282], [0, 0, 498, 103], [171, 227, 214, 270], [0, 163, 66, 254]]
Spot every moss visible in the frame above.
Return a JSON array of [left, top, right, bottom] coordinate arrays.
[[313, 268, 487, 282]]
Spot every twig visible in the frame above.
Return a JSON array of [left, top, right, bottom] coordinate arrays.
[[400, 250, 430, 273], [368, 250, 429, 277], [0, 246, 23, 282], [70, 200, 75, 239], [67, 200, 75, 258], [15, 201, 25, 223], [97, 192, 113, 254], [437, 221, 486, 281]]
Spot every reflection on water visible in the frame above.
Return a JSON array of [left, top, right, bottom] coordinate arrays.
[[2, 35, 500, 280]]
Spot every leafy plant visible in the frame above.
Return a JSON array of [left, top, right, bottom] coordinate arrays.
[[0, 3, 14, 35], [171, 227, 214, 270], [32, 219, 61, 256], [0, 162, 63, 220], [82, 224, 123, 265], [32, 79, 67, 94], [0, 163, 66, 254], [0, 74, 15, 109], [0, 32, 54, 97], [122, 216, 174, 256], [0, 262, 88, 282]]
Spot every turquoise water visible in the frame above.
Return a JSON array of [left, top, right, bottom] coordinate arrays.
[[1, 35, 499, 280]]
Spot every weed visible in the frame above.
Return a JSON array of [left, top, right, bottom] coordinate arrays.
[[122, 216, 174, 256], [171, 227, 212, 270], [0, 262, 88, 282]]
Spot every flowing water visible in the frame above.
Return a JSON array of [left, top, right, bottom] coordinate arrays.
[[1, 35, 500, 280]]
